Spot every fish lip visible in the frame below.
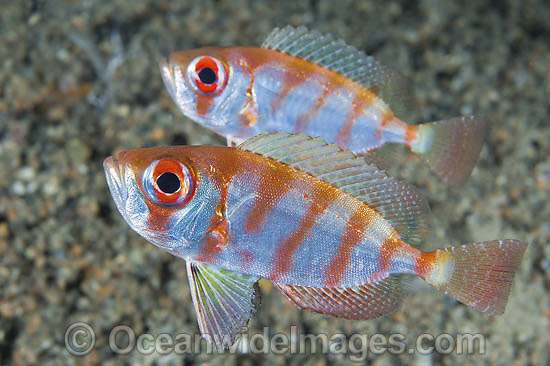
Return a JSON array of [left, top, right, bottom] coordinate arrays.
[[159, 58, 177, 99], [103, 154, 128, 215]]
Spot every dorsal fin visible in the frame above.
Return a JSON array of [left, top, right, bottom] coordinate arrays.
[[238, 133, 431, 246], [262, 25, 416, 118]]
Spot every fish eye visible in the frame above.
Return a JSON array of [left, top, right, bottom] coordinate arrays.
[[143, 159, 195, 208], [156, 172, 181, 194], [187, 56, 228, 95], [198, 67, 217, 85]]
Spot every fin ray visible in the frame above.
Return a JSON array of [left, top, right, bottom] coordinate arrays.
[[413, 116, 488, 187], [274, 276, 405, 320], [186, 261, 261, 348], [425, 240, 527, 315]]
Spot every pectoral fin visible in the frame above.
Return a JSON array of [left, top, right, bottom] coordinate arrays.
[[186, 261, 261, 348]]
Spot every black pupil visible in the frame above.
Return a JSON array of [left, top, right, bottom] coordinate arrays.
[[198, 67, 217, 84], [156, 172, 181, 194]]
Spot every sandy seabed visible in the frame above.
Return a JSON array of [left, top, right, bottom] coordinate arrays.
[[0, 1, 548, 365]]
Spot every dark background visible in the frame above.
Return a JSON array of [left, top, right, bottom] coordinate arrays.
[[0, 0, 548, 364]]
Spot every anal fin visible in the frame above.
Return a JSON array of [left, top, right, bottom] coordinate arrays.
[[273, 276, 405, 320], [186, 261, 261, 348]]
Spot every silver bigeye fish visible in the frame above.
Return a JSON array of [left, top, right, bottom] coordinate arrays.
[[104, 133, 526, 348], [160, 25, 488, 187]]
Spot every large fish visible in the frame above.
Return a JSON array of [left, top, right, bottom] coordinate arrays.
[[160, 25, 488, 187], [104, 133, 525, 348]]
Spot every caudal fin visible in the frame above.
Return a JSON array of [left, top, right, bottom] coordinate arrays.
[[423, 240, 527, 315], [412, 116, 488, 187]]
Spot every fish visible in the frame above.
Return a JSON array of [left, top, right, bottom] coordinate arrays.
[[104, 133, 526, 348], [159, 25, 488, 187]]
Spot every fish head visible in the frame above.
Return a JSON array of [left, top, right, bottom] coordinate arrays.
[[160, 48, 252, 135], [104, 146, 220, 257]]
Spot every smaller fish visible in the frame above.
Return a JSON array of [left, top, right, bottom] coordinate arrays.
[[104, 133, 526, 348], [160, 25, 488, 187]]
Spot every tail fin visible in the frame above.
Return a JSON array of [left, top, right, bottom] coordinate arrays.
[[423, 240, 527, 315], [412, 116, 488, 187]]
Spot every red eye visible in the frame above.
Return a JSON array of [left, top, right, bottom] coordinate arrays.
[[187, 56, 228, 95], [143, 159, 195, 208]]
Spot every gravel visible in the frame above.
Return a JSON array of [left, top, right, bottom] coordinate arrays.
[[1, 0, 548, 364]]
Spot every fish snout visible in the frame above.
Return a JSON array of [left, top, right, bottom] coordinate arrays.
[[159, 58, 178, 98], [103, 155, 127, 213]]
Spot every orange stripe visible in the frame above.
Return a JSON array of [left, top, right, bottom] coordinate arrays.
[[336, 96, 370, 149], [414, 250, 437, 278], [244, 162, 296, 234], [270, 185, 338, 280], [271, 73, 307, 114], [239, 73, 258, 128], [295, 84, 332, 133], [324, 206, 375, 287], [196, 150, 243, 262], [195, 93, 214, 116], [145, 200, 171, 233], [374, 110, 395, 138], [379, 110, 394, 127], [192, 148, 250, 262], [404, 125, 419, 148], [372, 237, 403, 280], [370, 235, 424, 282], [196, 218, 229, 263]]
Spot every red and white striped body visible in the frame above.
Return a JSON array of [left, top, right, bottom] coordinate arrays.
[[104, 133, 525, 348], [162, 46, 420, 152]]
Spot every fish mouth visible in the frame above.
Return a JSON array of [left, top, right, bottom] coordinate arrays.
[[159, 58, 177, 100], [103, 155, 128, 217]]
